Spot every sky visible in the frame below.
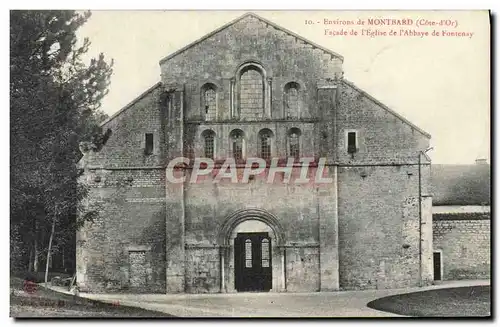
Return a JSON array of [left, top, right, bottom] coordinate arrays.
[[77, 10, 490, 164]]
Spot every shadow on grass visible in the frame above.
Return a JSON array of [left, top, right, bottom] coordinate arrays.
[[367, 286, 491, 317]]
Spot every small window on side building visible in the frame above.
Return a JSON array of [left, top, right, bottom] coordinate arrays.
[[145, 133, 154, 155]]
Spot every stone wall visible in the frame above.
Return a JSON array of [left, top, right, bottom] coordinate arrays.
[[181, 167, 332, 293], [433, 212, 490, 280], [336, 81, 430, 165], [338, 165, 432, 290], [285, 247, 320, 292], [89, 84, 165, 168], [76, 168, 166, 293]]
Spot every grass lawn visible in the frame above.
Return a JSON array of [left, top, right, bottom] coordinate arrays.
[[10, 277, 174, 318], [367, 286, 491, 317]]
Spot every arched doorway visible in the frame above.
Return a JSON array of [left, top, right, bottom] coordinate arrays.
[[218, 209, 286, 293]]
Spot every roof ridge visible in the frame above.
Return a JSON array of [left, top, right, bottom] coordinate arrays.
[[100, 82, 162, 127], [342, 79, 431, 139], [159, 12, 344, 65]]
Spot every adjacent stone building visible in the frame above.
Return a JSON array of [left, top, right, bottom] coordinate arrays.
[[76, 13, 433, 293], [431, 161, 491, 281]]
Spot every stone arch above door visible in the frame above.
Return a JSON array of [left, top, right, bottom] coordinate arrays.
[[218, 208, 286, 247]]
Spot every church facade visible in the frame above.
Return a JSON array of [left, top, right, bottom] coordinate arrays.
[[76, 13, 434, 293]]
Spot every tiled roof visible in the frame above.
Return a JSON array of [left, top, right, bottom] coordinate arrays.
[[432, 164, 491, 205]]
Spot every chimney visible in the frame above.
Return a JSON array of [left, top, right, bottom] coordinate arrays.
[[475, 158, 488, 165]]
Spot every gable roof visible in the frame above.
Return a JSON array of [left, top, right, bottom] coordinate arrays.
[[159, 12, 344, 65], [343, 80, 431, 138], [100, 82, 162, 127], [432, 164, 491, 206]]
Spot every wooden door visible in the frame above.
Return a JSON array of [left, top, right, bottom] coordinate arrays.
[[433, 252, 442, 281], [234, 232, 272, 292]]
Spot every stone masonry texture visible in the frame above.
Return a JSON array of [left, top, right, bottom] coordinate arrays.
[[433, 213, 490, 280], [76, 13, 434, 294]]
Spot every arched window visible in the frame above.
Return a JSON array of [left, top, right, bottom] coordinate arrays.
[[202, 83, 217, 121], [261, 238, 270, 268], [229, 129, 245, 161], [239, 65, 265, 119], [258, 128, 274, 160], [245, 239, 252, 268], [284, 82, 300, 118], [201, 130, 216, 159], [288, 128, 301, 159]]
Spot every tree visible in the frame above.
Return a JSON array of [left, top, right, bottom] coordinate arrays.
[[10, 10, 113, 281]]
